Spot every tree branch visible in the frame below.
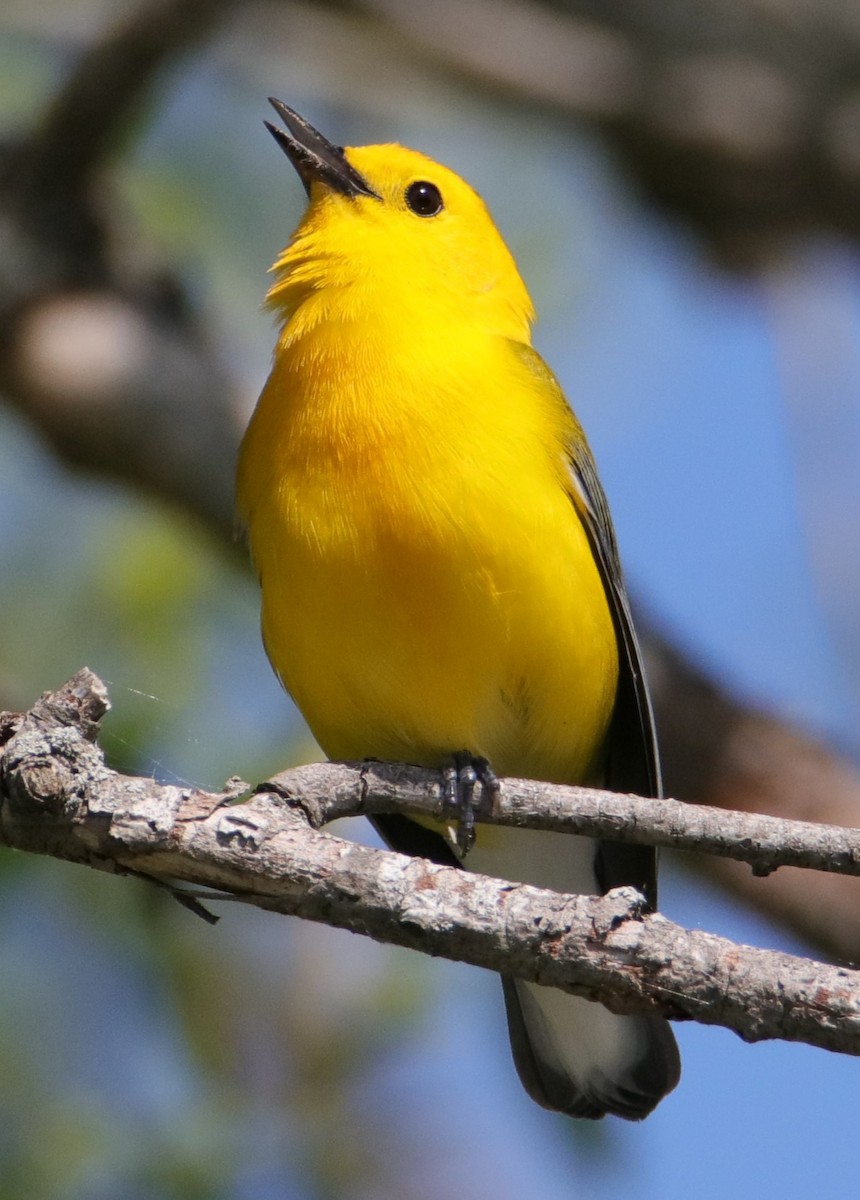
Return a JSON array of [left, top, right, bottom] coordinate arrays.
[[3, 671, 860, 1057], [269, 760, 860, 881]]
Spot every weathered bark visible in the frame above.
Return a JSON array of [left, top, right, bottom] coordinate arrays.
[[3, 671, 860, 1058]]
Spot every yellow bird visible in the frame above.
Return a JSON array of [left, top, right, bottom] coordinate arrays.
[[237, 99, 680, 1120]]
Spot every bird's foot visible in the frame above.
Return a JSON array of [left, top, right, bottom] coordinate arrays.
[[441, 751, 500, 856]]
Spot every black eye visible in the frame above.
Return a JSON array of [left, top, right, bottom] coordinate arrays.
[[406, 180, 444, 217]]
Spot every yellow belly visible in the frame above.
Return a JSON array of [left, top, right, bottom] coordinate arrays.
[[239, 333, 618, 787], [246, 435, 615, 784]]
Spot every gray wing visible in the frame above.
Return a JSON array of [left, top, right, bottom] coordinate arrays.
[[515, 342, 662, 906], [568, 436, 664, 907], [566, 441, 661, 801]]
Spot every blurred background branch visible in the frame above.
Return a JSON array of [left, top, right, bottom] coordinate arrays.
[[355, 0, 860, 263], [0, 0, 240, 539]]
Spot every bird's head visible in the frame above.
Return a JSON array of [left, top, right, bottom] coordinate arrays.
[[264, 100, 534, 344]]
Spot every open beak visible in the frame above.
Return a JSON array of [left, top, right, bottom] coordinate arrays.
[[264, 98, 380, 200]]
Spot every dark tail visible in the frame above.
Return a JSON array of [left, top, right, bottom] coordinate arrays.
[[502, 976, 680, 1120]]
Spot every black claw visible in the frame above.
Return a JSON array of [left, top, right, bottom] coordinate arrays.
[[441, 751, 500, 855]]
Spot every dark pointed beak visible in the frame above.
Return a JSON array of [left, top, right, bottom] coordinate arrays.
[[264, 98, 380, 200]]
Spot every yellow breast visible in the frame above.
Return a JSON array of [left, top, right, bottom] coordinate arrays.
[[238, 323, 618, 786]]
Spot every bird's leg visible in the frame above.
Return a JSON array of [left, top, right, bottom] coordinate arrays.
[[441, 751, 500, 856]]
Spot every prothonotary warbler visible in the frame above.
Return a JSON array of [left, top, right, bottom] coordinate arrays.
[[237, 99, 681, 1120]]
